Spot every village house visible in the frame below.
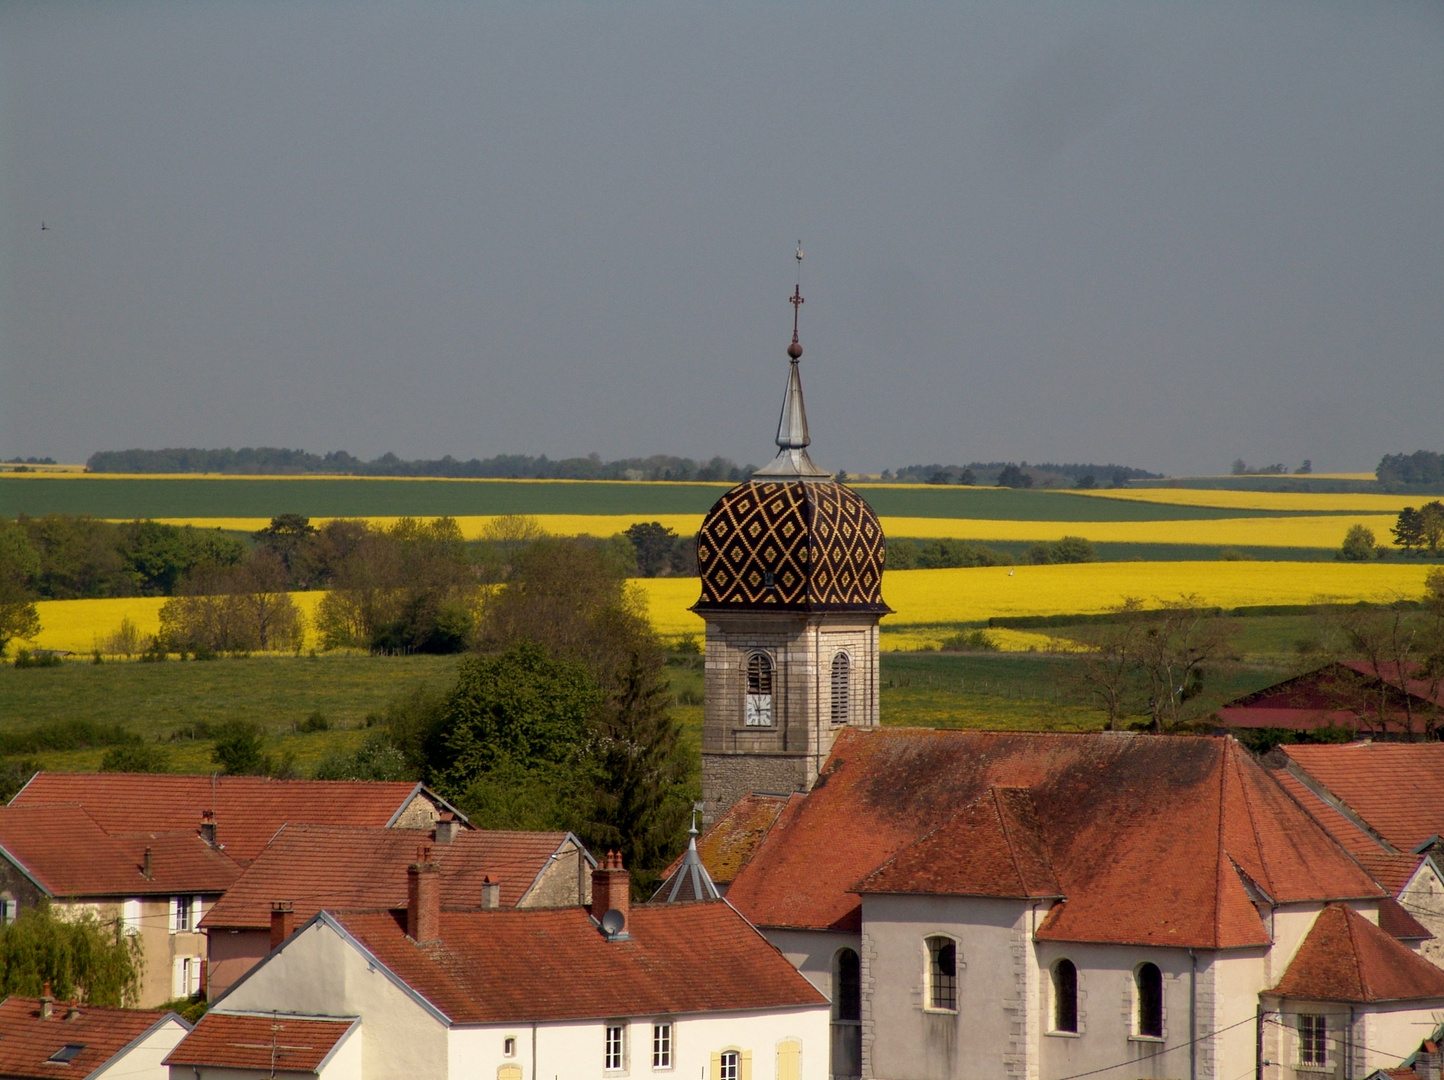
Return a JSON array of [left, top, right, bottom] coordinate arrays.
[[165, 852, 829, 1080], [1264, 742, 1444, 968], [0, 993, 189, 1080], [1216, 661, 1444, 740], [0, 774, 461, 1005], [201, 821, 594, 994]]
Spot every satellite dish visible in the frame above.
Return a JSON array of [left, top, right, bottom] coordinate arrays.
[[601, 909, 626, 937]]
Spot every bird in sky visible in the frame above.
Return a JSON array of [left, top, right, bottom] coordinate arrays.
[[40, 222, 47, 230]]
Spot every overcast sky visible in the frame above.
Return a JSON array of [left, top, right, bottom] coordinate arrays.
[[3, 2, 1441, 475]]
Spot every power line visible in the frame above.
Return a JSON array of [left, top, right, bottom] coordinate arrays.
[[1051, 1012, 1261, 1080]]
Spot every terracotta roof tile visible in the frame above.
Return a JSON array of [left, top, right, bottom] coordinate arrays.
[[725, 730, 1380, 946], [855, 788, 1060, 898], [686, 794, 791, 886], [10, 774, 430, 864], [327, 902, 826, 1024], [0, 996, 182, 1080], [1270, 904, 1444, 1002], [0, 804, 240, 897], [1282, 744, 1444, 853], [1378, 896, 1432, 942], [164, 1012, 355, 1072], [202, 826, 575, 929]]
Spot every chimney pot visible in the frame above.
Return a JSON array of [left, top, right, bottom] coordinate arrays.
[[481, 875, 501, 910], [65, 1002, 80, 1022], [407, 850, 440, 944], [39, 983, 53, 1021], [590, 850, 630, 937], [269, 901, 295, 949], [200, 810, 217, 845], [433, 812, 459, 845], [142, 847, 153, 880]]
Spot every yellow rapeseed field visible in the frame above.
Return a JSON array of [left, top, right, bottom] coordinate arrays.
[[633, 562, 1436, 638], [29, 593, 328, 654], [140, 512, 1394, 550], [1069, 488, 1420, 513]]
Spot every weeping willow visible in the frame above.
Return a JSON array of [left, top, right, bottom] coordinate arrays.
[[0, 902, 143, 1007]]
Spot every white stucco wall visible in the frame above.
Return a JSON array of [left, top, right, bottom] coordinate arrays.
[[446, 1008, 829, 1080], [96, 1018, 190, 1080], [168, 1068, 315, 1080], [215, 919, 448, 1080], [763, 929, 860, 1000], [318, 1024, 363, 1080], [861, 894, 1039, 1080], [1400, 860, 1444, 970], [1359, 1001, 1444, 1074]]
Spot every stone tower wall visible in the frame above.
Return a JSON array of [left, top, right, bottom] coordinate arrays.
[[700, 611, 881, 823]]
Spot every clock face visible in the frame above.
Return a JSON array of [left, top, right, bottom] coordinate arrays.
[[746, 694, 772, 726]]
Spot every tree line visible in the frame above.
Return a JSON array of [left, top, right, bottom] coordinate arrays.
[[883, 461, 1157, 487], [84, 447, 758, 482]]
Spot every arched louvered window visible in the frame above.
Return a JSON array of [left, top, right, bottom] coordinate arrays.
[[1136, 963, 1163, 1038], [830, 653, 851, 725], [746, 653, 773, 726], [1052, 959, 1078, 1033]]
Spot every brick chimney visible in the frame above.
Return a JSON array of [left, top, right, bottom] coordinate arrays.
[[591, 851, 630, 927], [407, 845, 440, 944], [433, 812, 459, 845], [65, 1001, 81, 1022], [39, 983, 53, 1020], [481, 875, 501, 910], [269, 901, 294, 949], [199, 810, 217, 846]]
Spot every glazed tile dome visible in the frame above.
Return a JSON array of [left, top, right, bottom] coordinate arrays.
[[693, 480, 888, 612]]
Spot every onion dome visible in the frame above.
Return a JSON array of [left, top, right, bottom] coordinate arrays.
[[694, 479, 888, 612], [693, 247, 888, 614]]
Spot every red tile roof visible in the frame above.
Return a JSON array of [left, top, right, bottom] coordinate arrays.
[[0, 996, 183, 1080], [325, 902, 826, 1024], [164, 1012, 356, 1072], [1281, 743, 1444, 853], [0, 804, 240, 897], [856, 787, 1060, 899], [686, 794, 792, 887], [202, 826, 576, 929], [10, 774, 433, 865], [725, 730, 1382, 946], [1216, 707, 1361, 732], [1270, 904, 1444, 1003], [1378, 896, 1432, 942]]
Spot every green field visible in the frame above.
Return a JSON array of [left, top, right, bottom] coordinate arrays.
[[0, 645, 1296, 779], [0, 476, 1332, 522]]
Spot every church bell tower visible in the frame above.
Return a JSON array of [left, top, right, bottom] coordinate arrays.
[[693, 249, 890, 823]]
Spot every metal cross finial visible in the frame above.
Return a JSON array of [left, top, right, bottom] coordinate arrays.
[[788, 242, 805, 360]]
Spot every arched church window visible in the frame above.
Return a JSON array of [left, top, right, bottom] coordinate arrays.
[[830, 653, 851, 725], [926, 936, 957, 1012], [1136, 963, 1163, 1038], [1052, 959, 1078, 1033], [831, 949, 861, 1079], [746, 653, 773, 726]]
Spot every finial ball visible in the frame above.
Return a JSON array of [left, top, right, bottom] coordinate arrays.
[[796, 245, 804, 262], [787, 341, 803, 359]]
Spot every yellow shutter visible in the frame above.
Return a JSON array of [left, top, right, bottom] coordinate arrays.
[[741, 1049, 753, 1080], [711, 1052, 722, 1080], [777, 1040, 801, 1080], [498, 1066, 522, 1080]]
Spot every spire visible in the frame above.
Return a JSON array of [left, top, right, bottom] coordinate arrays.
[[660, 812, 720, 903], [754, 244, 831, 480]]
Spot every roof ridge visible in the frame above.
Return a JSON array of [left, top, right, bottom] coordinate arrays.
[[990, 789, 1028, 896], [1281, 756, 1398, 854], [1228, 741, 1276, 898], [1212, 751, 1229, 950], [1340, 904, 1368, 1000]]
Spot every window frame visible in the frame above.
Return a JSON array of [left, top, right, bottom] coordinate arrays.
[[719, 1050, 740, 1080], [924, 936, 959, 1013], [1133, 963, 1164, 1040], [503, 1037, 517, 1058], [1298, 1013, 1328, 1069], [830, 652, 851, 726], [652, 1021, 673, 1070], [1051, 958, 1079, 1034], [745, 653, 774, 727], [604, 1024, 626, 1073]]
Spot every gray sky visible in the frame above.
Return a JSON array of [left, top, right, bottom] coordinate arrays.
[[3, 2, 1441, 476]]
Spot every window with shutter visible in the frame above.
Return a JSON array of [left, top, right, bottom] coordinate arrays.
[[830, 653, 850, 725], [776, 1040, 801, 1080]]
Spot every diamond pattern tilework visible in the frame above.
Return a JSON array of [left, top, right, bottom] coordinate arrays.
[[693, 481, 888, 611]]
